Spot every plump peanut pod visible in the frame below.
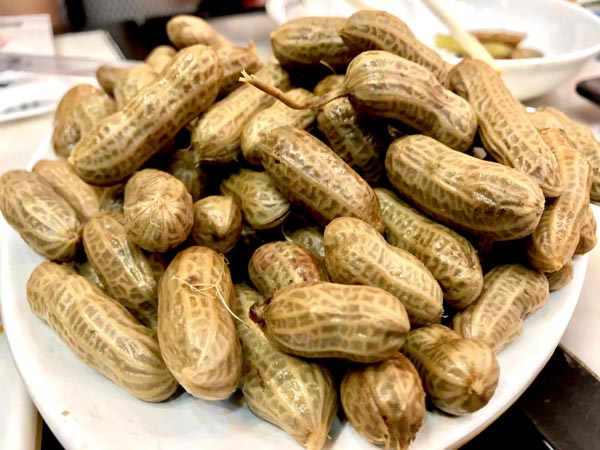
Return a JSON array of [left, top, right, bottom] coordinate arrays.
[[0, 170, 81, 261], [217, 42, 263, 97], [192, 60, 290, 164], [220, 169, 291, 230], [576, 205, 597, 255], [96, 64, 125, 96], [285, 226, 325, 260], [32, 159, 101, 222], [385, 135, 545, 241], [69, 44, 222, 186], [376, 188, 483, 309], [73, 90, 116, 137], [537, 106, 600, 201], [452, 264, 549, 353], [158, 246, 241, 400], [258, 126, 384, 232], [324, 216, 443, 326], [339, 10, 450, 87], [27, 261, 178, 402], [402, 324, 500, 415], [527, 128, 592, 272], [250, 281, 410, 363], [83, 212, 157, 328], [449, 58, 562, 197], [248, 241, 328, 298], [113, 64, 157, 109], [241, 88, 317, 165], [166, 14, 234, 49], [123, 169, 194, 253], [546, 260, 574, 292], [144, 45, 176, 73], [167, 149, 207, 202], [234, 284, 337, 450], [341, 352, 426, 450], [270, 16, 357, 71], [190, 195, 242, 254]]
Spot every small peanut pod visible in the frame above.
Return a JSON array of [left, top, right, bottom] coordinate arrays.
[[339, 10, 450, 87], [402, 324, 500, 415], [0, 170, 81, 261], [123, 169, 194, 253], [285, 226, 325, 260], [158, 246, 242, 400], [385, 135, 545, 241], [190, 195, 242, 254], [248, 241, 328, 298], [96, 64, 125, 96], [341, 352, 426, 450], [166, 15, 234, 49], [69, 44, 223, 186], [234, 284, 337, 450], [250, 281, 410, 363], [83, 212, 157, 328], [27, 261, 178, 402], [451, 264, 549, 353], [220, 169, 291, 230], [32, 159, 101, 222], [144, 45, 177, 73], [376, 188, 483, 310], [576, 205, 597, 255], [241, 88, 317, 165], [216, 42, 263, 97], [449, 58, 562, 197], [527, 128, 592, 272], [258, 126, 384, 232], [270, 16, 358, 71], [113, 64, 157, 109], [192, 60, 290, 164], [324, 216, 443, 326], [167, 149, 207, 202], [546, 260, 574, 292]]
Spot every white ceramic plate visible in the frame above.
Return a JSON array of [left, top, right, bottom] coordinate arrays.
[[0, 136, 589, 450]]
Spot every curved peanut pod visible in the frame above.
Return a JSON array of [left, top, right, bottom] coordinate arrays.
[[527, 129, 592, 272], [259, 125, 384, 232], [402, 324, 500, 415], [576, 205, 597, 255], [167, 15, 234, 49], [32, 159, 101, 222], [385, 135, 545, 241], [220, 169, 291, 230], [190, 195, 242, 254], [158, 246, 242, 400], [341, 353, 425, 450], [83, 212, 157, 328], [113, 63, 157, 109], [339, 10, 450, 87], [217, 42, 263, 97], [452, 264, 549, 353], [27, 261, 177, 402], [376, 188, 483, 309], [449, 58, 562, 197], [250, 281, 410, 363], [0, 170, 81, 261], [234, 285, 337, 450], [324, 216, 443, 327], [70, 44, 223, 186], [144, 45, 176, 73], [248, 241, 328, 298], [546, 260, 574, 292]]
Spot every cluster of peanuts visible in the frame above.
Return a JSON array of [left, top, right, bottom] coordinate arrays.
[[1, 9, 599, 450]]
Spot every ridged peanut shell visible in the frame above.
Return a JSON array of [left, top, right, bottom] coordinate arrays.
[[113, 63, 157, 109], [217, 42, 263, 97], [166, 15, 234, 49], [190, 195, 242, 254], [576, 205, 597, 255]]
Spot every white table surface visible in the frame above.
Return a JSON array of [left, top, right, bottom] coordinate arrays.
[[0, 16, 600, 450]]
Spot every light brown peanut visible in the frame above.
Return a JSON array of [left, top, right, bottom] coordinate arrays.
[[69, 44, 223, 186], [144, 45, 176, 73], [0, 170, 81, 261], [113, 63, 157, 109], [96, 64, 125, 96], [546, 260, 574, 292], [234, 284, 337, 450], [123, 169, 193, 253], [341, 353, 426, 450], [166, 15, 234, 49], [376, 188, 483, 309], [339, 10, 450, 87], [324, 216, 443, 327], [452, 264, 549, 353], [220, 168, 291, 229], [190, 195, 242, 254], [385, 135, 545, 241], [27, 261, 177, 402], [158, 246, 242, 400], [576, 205, 597, 255], [249, 281, 410, 363], [402, 324, 500, 415], [449, 58, 562, 197]]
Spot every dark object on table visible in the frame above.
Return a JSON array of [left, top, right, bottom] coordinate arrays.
[[576, 77, 600, 106]]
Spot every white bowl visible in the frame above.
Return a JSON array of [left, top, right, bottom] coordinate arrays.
[[266, 0, 600, 101]]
